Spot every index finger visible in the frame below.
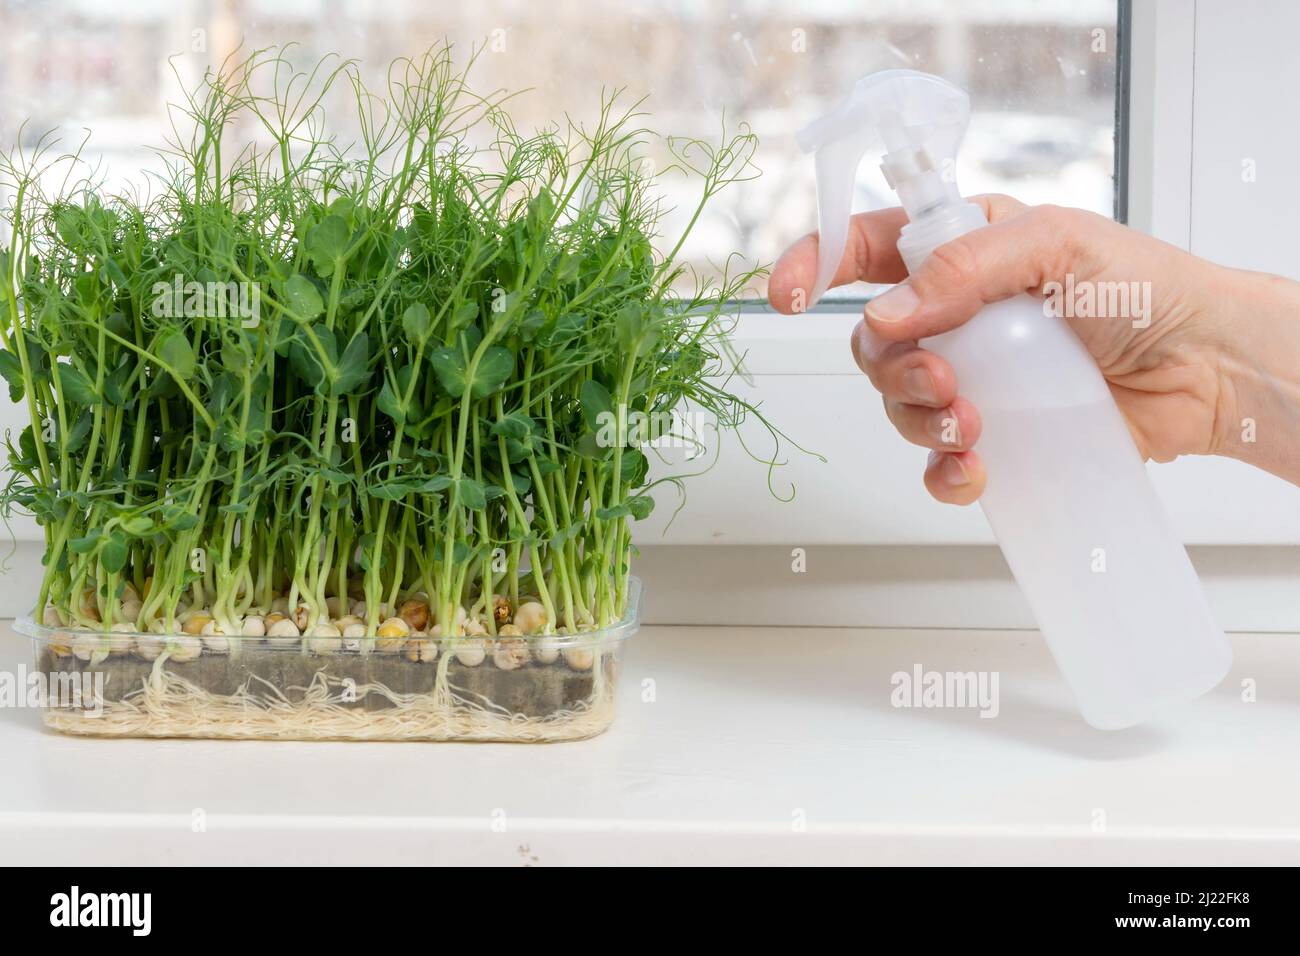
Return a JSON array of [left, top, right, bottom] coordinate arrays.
[[767, 194, 1029, 314], [768, 207, 909, 314]]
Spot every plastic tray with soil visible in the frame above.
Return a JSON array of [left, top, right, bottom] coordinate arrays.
[[0, 44, 796, 747], [17, 581, 639, 742]]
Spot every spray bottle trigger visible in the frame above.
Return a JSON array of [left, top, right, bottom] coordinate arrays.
[[807, 136, 865, 306]]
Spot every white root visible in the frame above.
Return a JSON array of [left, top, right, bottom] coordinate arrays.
[[42, 667, 617, 742]]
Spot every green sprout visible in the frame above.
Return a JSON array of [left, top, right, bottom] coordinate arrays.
[[0, 43, 796, 675]]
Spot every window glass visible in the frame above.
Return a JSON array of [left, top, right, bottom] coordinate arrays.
[[0, 0, 1118, 300]]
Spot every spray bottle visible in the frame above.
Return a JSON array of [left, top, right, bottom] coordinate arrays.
[[798, 70, 1231, 729]]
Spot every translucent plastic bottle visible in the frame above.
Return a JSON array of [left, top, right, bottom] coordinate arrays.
[[798, 70, 1232, 729]]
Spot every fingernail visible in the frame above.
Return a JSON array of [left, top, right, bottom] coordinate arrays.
[[902, 367, 939, 404], [865, 283, 920, 323], [928, 409, 960, 446], [939, 455, 970, 487]]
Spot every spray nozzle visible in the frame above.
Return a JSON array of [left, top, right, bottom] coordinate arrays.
[[796, 70, 972, 305]]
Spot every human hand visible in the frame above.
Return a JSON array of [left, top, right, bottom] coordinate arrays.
[[769, 195, 1300, 501]]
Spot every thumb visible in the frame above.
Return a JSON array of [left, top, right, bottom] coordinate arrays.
[[864, 205, 1094, 342]]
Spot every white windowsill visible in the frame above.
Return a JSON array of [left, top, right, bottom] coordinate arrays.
[[3, 620, 1298, 865], [725, 311, 862, 376]]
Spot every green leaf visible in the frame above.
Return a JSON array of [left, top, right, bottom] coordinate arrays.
[[100, 258, 128, 289], [100, 533, 129, 573], [0, 350, 26, 402], [331, 332, 370, 396], [619, 449, 649, 485], [432, 540, 470, 564], [491, 412, 535, 441], [368, 481, 417, 501], [103, 359, 131, 406], [450, 301, 479, 331], [526, 190, 555, 236], [455, 478, 486, 510], [470, 346, 514, 398], [580, 379, 613, 431], [626, 495, 655, 520], [304, 215, 350, 276], [289, 326, 337, 391], [575, 430, 606, 459], [615, 302, 645, 353], [377, 379, 405, 423], [318, 466, 351, 486], [538, 312, 587, 348], [506, 471, 530, 495], [119, 516, 154, 536], [419, 475, 453, 494], [428, 347, 466, 395], [284, 274, 325, 319], [401, 303, 432, 341], [156, 331, 196, 378], [69, 529, 102, 554], [64, 410, 93, 453], [519, 308, 547, 343], [57, 364, 98, 406], [548, 522, 583, 552], [172, 513, 199, 532]]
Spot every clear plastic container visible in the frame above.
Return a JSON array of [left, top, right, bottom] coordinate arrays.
[[16, 580, 640, 743]]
